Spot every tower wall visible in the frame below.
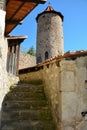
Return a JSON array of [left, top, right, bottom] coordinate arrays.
[[0, 0, 6, 37], [36, 11, 64, 63]]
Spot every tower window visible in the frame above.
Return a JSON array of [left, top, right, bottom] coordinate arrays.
[[45, 51, 49, 60]]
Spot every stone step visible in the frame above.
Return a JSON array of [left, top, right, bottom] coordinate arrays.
[[1, 82, 56, 130], [2, 109, 53, 121], [18, 80, 43, 85], [2, 100, 48, 110], [10, 84, 44, 92], [1, 120, 56, 130], [4, 91, 46, 101]]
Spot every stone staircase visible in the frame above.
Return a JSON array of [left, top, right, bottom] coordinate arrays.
[[1, 82, 56, 130]]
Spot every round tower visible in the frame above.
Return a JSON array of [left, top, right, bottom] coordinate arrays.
[[36, 6, 64, 63]]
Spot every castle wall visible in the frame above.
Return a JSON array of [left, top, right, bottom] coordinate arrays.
[[0, 39, 9, 113], [36, 12, 64, 63], [19, 56, 87, 130], [60, 57, 87, 130], [19, 53, 36, 70], [0, 1, 19, 127], [0, 38, 19, 128], [0, 1, 7, 126]]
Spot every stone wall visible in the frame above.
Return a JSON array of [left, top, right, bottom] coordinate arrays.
[[0, 38, 9, 116], [19, 56, 87, 130], [0, 1, 19, 126], [0, 38, 19, 127], [0, 0, 6, 10], [19, 60, 64, 130], [60, 57, 87, 130], [19, 53, 36, 70]]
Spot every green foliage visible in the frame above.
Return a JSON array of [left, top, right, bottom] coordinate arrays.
[[27, 46, 36, 56]]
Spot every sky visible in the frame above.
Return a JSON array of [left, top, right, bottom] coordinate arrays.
[[11, 0, 87, 53]]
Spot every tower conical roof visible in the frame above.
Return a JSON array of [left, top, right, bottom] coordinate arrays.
[[45, 6, 54, 11], [36, 6, 64, 22]]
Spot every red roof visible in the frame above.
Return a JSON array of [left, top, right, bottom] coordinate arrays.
[[40, 50, 87, 64], [19, 50, 87, 74], [45, 6, 54, 11]]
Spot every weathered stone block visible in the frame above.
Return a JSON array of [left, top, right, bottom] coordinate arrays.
[[62, 92, 77, 122], [61, 71, 75, 92]]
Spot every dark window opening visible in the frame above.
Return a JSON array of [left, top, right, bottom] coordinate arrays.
[[45, 51, 48, 60]]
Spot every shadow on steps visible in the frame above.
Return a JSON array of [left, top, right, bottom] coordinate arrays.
[[1, 82, 57, 130]]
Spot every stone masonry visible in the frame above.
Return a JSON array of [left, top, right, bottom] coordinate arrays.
[[0, 0, 7, 126], [0, 38, 19, 128], [19, 55, 87, 130], [0, 0, 6, 37], [36, 6, 64, 63], [0, 1, 19, 127], [19, 53, 36, 70], [1, 82, 56, 130]]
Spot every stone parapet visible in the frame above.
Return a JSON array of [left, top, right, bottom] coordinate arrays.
[[19, 56, 87, 130]]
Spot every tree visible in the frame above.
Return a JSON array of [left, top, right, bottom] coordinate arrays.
[[27, 46, 36, 56]]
